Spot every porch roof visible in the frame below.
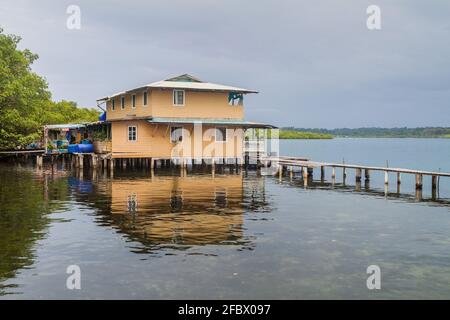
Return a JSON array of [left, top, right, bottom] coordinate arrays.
[[44, 123, 87, 130], [44, 121, 107, 130], [146, 117, 276, 129]]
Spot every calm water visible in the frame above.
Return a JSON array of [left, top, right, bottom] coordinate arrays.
[[1, 138, 450, 299]]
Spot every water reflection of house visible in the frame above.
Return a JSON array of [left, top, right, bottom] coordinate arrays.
[[109, 174, 245, 245]]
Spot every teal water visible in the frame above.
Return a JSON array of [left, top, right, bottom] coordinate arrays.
[[1, 138, 450, 299]]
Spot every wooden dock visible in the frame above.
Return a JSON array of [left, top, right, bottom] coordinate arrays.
[[0, 149, 44, 155], [263, 156, 449, 196]]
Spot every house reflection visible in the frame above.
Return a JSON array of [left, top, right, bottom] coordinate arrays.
[[108, 174, 246, 246]]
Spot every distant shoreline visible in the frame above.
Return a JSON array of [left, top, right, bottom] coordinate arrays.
[[279, 127, 450, 139]]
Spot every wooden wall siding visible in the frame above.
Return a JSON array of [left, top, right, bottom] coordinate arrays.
[[111, 120, 244, 159], [106, 90, 244, 121], [106, 90, 152, 120]]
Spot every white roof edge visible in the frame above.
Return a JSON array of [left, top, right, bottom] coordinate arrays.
[[97, 80, 258, 101]]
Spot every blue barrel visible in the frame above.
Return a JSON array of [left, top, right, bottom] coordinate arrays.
[[99, 112, 106, 121], [68, 144, 79, 154], [77, 143, 94, 153]]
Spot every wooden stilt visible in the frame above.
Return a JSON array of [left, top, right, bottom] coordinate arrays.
[[364, 169, 370, 181], [302, 167, 308, 187], [415, 174, 423, 190], [342, 168, 346, 184], [79, 154, 84, 169], [110, 158, 114, 176], [432, 175, 437, 199], [355, 168, 362, 182]]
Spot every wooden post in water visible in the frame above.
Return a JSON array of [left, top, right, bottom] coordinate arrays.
[[92, 155, 98, 168], [307, 167, 314, 179], [36, 155, 43, 168], [320, 166, 325, 181], [355, 168, 362, 183], [397, 172, 401, 185], [331, 167, 336, 180], [415, 174, 423, 190], [384, 171, 389, 185], [364, 169, 370, 181], [110, 158, 114, 176], [342, 167, 346, 184], [302, 166, 308, 187], [432, 175, 437, 199], [78, 154, 84, 169]]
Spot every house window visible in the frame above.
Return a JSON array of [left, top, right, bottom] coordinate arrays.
[[132, 94, 136, 109], [215, 127, 227, 142], [173, 90, 185, 106], [111, 98, 115, 111], [121, 96, 125, 109], [128, 126, 137, 141], [143, 91, 148, 106], [170, 126, 183, 143]]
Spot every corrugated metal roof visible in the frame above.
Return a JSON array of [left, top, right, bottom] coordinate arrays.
[[44, 121, 107, 130], [97, 74, 258, 101], [147, 117, 276, 128], [44, 124, 87, 130]]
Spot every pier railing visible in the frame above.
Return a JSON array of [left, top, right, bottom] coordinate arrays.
[[262, 156, 449, 195]]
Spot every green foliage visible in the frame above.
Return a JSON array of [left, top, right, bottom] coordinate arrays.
[[279, 130, 333, 139], [92, 130, 108, 141], [0, 28, 99, 150], [282, 127, 450, 138]]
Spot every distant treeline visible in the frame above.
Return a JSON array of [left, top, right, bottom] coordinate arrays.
[[282, 127, 450, 138], [278, 130, 333, 139]]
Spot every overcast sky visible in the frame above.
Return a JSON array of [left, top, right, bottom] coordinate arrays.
[[1, 0, 449, 128]]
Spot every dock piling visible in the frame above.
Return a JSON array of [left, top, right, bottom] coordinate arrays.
[[415, 174, 423, 190], [355, 168, 362, 183], [432, 175, 437, 199], [302, 167, 308, 187], [364, 169, 370, 181]]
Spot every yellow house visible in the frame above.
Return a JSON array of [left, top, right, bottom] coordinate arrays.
[[96, 74, 274, 164]]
